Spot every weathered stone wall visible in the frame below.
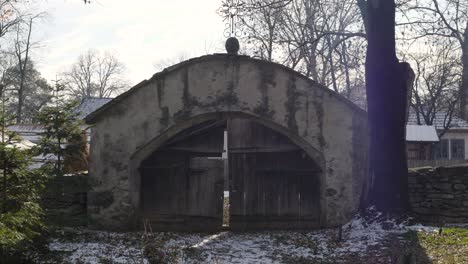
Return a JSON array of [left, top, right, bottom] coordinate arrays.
[[86, 54, 368, 230], [409, 165, 468, 223], [42, 174, 88, 226]]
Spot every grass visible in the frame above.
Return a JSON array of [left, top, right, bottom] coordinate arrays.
[[422, 227, 468, 246], [402, 227, 468, 264]]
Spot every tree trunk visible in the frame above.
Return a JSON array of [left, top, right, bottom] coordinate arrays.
[[360, 0, 412, 213], [57, 127, 62, 177], [460, 23, 468, 119], [15, 19, 33, 124], [341, 42, 352, 99], [1, 90, 6, 213], [326, 36, 338, 92], [17, 74, 25, 123], [2, 123, 6, 213]]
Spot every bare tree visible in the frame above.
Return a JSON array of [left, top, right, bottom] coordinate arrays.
[[0, 11, 45, 123], [407, 40, 461, 137], [399, 0, 468, 118], [95, 52, 127, 98], [12, 15, 41, 123], [236, 0, 367, 100], [240, 0, 283, 62], [0, 0, 23, 39], [63, 50, 129, 100], [233, 0, 467, 121]]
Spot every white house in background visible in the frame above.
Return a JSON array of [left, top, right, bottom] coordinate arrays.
[[406, 112, 468, 167], [406, 124, 439, 160], [7, 97, 112, 168]]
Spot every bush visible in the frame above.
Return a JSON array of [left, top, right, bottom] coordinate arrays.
[[0, 202, 45, 250], [0, 124, 49, 261]]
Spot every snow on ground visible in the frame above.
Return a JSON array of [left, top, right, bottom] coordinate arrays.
[[42, 211, 454, 264], [46, 230, 148, 263], [406, 224, 440, 233]]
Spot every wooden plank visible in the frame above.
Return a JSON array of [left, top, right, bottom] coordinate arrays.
[[255, 168, 321, 173], [165, 147, 223, 153], [186, 158, 223, 217], [141, 156, 224, 230], [228, 117, 321, 230], [229, 146, 300, 153], [140, 120, 225, 231]]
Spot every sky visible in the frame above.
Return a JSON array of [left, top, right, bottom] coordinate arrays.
[[31, 0, 226, 86]]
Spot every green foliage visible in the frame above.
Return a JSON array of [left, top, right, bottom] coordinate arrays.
[[0, 202, 44, 251], [402, 228, 468, 263], [2, 60, 54, 123], [0, 92, 48, 259], [36, 100, 84, 177], [418, 227, 468, 246], [0, 147, 46, 256]]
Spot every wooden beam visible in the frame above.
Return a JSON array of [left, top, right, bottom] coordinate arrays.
[[162, 119, 226, 147], [255, 168, 322, 173], [164, 147, 223, 154], [229, 146, 300, 153]]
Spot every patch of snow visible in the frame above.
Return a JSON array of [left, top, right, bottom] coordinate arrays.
[[191, 231, 228, 248], [47, 230, 147, 264], [43, 211, 464, 263], [407, 224, 439, 233]]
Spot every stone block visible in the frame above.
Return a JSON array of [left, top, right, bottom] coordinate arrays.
[[434, 183, 452, 191], [88, 190, 114, 208], [440, 194, 455, 199], [408, 177, 418, 184]]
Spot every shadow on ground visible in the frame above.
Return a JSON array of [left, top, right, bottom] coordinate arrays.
[[396, 230, 432, 264]]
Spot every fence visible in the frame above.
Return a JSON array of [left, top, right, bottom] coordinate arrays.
[[42, 173, 88, 226]]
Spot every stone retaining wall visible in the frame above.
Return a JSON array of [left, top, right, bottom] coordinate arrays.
[[42, 174, 88, 226], [409, 165, 468, 223]]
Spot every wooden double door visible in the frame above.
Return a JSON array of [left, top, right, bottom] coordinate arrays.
[[139, 118, 321, 231]]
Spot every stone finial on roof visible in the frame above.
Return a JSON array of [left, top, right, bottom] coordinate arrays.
[[225, 37, 240, 54]]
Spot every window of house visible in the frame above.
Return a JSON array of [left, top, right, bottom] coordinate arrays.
[[451, 139, 465, 160], [433, 139, 448, 159]]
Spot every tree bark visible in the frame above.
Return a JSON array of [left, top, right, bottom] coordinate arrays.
[[1, 88, 7, 213], [360, 0, 413, 213], [461, 23, 468, 119], [2, 110, 6, 214], [326, 36, 338, 92], [341, 42, 352, 99], [15, 19, 33, 124]]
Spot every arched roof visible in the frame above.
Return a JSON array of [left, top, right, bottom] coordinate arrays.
[[85, 54, 366, 124]]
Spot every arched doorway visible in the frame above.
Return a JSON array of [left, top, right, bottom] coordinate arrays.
[[139, 116, 322, 231]]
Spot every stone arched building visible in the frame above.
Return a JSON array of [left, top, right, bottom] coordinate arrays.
[[85, 54, 368, 231]]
